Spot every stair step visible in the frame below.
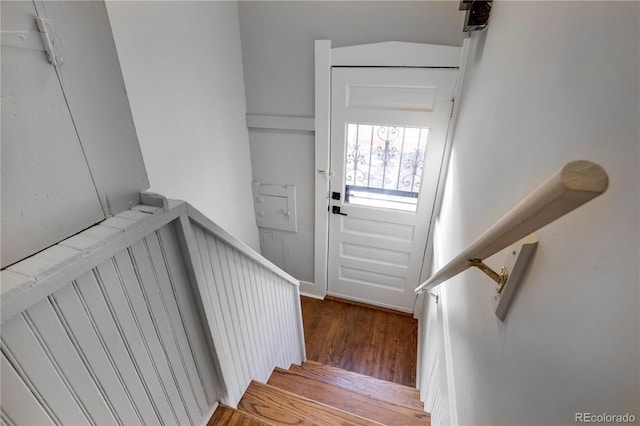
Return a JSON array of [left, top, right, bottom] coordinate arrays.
[[238, 380, 381, 425], [208, 403, 273, 426], [269, 366, 429, 425], [291, 361, 424, 412]]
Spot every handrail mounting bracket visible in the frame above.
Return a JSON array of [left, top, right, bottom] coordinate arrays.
[[467, 259, 509, 293]]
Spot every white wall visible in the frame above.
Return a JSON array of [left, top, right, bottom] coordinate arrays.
[[106, 1, 259, 250], [238, 1, 465, 290], [426, 1, 639, 424]]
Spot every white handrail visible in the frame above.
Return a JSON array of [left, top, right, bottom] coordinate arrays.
[[415, 160, 609, 294]]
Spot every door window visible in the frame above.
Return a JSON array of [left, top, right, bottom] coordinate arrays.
[[344, 124, 429, 212]]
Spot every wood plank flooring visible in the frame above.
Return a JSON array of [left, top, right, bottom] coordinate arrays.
[[301, 296, 418, 387]]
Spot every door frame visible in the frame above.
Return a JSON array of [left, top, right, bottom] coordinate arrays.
[[312, 40, 471, 305]]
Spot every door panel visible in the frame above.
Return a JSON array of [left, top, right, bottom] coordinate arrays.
[[327, 67, 456, 312], [34, 0, 149, 215], [1, 1, 105, 267]]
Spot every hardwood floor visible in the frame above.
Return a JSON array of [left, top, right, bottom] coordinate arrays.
[[301, 296, 418, 387]]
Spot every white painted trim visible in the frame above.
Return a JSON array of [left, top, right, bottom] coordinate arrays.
[[416, 310, 423, 390], [299, 279, 326, 299], [299, 282, 325, 300], [200, 402, 220, 426], [413, 290, 426, 320], [331, 41, 462, 67], [299, 292, 324, 301], [418, 37, 472, 288], [292, 285, 308, 363], [415, 40, 471, 421], [246, 114, 314, 132], [313, 40, 332, 297]]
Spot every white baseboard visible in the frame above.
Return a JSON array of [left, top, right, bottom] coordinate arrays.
[[300, 291, 324, 300], [299, 280, 326, 299]]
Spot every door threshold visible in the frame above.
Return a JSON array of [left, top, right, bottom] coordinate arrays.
[[324, 295, 414, 317]]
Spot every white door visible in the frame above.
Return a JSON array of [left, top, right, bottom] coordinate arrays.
[[1, 0, 106, 267], [327, 67, 457, 312]]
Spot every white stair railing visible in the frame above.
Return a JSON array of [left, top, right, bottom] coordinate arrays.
[[0, 197, 306, 425], [176, 203, 306, 406]]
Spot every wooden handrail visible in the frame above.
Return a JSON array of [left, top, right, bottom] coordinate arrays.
[[415, 160, 609, 294]]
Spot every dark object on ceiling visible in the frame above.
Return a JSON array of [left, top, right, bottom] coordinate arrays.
[[460, 0, 492, 32]]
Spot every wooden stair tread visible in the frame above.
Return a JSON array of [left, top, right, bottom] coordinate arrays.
[[238, 380, 382, 425], [269, 367, 429, 425], [290, 361, 423, 411], [208, 403, 273, 425]]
